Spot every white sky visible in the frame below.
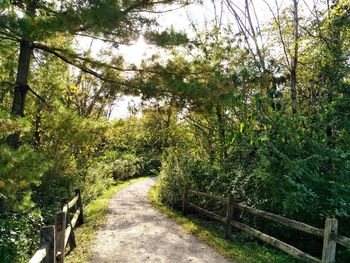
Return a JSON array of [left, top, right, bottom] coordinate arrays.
[[77, 0, 324, 119]]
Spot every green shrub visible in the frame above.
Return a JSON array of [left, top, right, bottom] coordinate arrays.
[[81, 161, 114, 204], [111, 154, 143, 180], [0, 210, 44, 263], [157, 149, 229, 212], [157, 149, 187, 208], [0, 145, 49, 211]]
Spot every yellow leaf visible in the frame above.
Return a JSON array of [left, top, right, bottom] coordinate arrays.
[[69, 84, 78, 93], [19, 180, 28, 187], [0, 180, 5, 188]]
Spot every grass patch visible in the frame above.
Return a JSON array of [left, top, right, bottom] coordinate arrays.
[[65, 177, 147, 263], [148, 182, 302, 263]]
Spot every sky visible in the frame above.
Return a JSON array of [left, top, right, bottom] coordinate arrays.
[[77, 0, 325, 119]]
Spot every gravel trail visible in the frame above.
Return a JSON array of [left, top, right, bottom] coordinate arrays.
[[90, 177, 231, 263]]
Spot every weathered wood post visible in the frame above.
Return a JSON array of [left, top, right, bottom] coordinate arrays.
[[61, 198, 76, 250], [75, 189, 84, 225], [40, 225, 56, 263], [182, 184, 189, 215], [322, 218, 338, 263], [224, 193, 234, 239], [55, 211, 66, 263]]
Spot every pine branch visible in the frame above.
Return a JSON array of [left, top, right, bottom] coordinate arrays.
[[33, 42, 122, 84], [0, 81, 16, 87]]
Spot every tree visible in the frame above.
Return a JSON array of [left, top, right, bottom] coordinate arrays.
[[0, 0, 184, 146]]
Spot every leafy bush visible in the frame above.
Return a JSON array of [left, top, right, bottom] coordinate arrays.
[[157, 149, 187, 209], [34, 156, 115, 217], [0, 145, 49, 211], [0, 210, 44, 263], [157, 149, 229, 212], [0, 110, 29, 139], [111, 154, 143, 180], [81, 161, 114, 204]]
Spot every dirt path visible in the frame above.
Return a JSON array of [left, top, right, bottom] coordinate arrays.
[[90, 177, 232, 263]]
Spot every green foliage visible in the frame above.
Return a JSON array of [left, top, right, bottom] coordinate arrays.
[[145, 27, 188, 47], [0, 144, 49, 211], [157, 149, 187, 208], [81, 161, 115, 203], [152, 4, 350, 260], [111, 154, 143, 180], [0, 210, 44, 263], [0, 110, 29, 139], [0, 111, 50, 210], [0, 0, 195, 261]]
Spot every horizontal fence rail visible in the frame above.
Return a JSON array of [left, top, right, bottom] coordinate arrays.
[[187, 202, 225, 222], [29, 189, 84, 263], [182, 185, 350, 263], [331, 233, 350, 248], [230, 220, 321, 263], [232, 203, 325, 238]]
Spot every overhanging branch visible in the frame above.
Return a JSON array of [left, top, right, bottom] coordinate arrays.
[[26, 85, 52, 108], [33, 42, 122, 84]]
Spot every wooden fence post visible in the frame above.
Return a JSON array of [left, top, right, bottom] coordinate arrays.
[[182, 184, 188, 215], [61, 198, 76, 250], [40, 225, 56, 263], [55, 211, 66, 263], [322, 218, 338, 263], [225, 193, 234, 239], [75, 189, 84, 225]]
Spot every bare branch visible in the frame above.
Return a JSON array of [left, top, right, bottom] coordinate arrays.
[[0, 81, 16, 87], [26, 85, 51, 108], [244, 0, 266, 70], [263, 0, 291, 68], [75, 33, 133, 46], [224, 0, 260, 69]]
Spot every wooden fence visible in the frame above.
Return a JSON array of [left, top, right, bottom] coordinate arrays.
[[29, 189, 84, 263], [182, 185, 350, 263]]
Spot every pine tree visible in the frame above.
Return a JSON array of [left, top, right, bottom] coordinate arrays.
[[0, 0, 180, 146]]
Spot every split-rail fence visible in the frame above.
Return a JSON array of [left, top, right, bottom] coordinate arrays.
[[182, 185, 350, 263], [29, 189, 84, 263]]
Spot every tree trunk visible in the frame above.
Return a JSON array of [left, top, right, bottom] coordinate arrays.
[[290, 68, 297, 114], [34, 104, 42, 148], [6, 40, 33, 147], [290, 0, 299, 114], [215, 105, 228, 162], [12, 40, 32, 116]]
